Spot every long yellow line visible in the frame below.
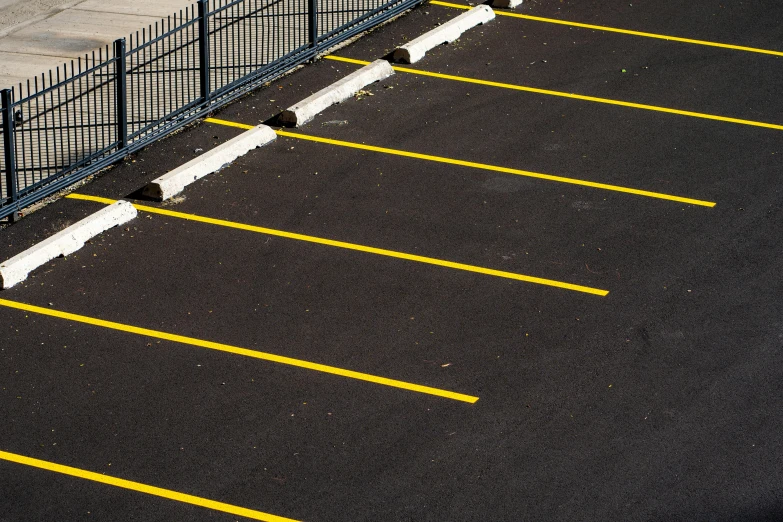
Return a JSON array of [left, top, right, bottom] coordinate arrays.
[[67, 193, 609, 296], [430, 0, 783, 57], [0, 296, 479, 403], [277, 128, 714, 206], [205, 117, 714, 207], [0, 449, 297, 522], [325, 55, 783, 133]]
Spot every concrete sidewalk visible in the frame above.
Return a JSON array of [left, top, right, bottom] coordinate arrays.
[[0, 0, 192, 88]]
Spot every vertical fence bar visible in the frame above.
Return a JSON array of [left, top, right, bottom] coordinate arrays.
[[1, 88, 20, 221], [113, 39, 128, 151], [308, 0, 318, 53], [198, 0, 211, 104]]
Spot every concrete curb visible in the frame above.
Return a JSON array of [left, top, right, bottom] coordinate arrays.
[[0, 201, 137, 289], [279, 59, 394, 127], [142, 124, 277, 200], [491, 0, 522, 8], [392, 5, 495, 64]]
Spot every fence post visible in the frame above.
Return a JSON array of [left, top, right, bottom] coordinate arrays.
[[308, 0, 318, 55], [198, 0, 211, 104], [113, 38, 128, 151], [1, 88, 20, 222]]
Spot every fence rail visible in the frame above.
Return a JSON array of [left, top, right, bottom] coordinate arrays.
[[0, 0, 422, 221]]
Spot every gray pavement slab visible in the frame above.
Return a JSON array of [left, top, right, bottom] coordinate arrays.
[[75, 0, 197, 18], [0, 9, 165, 57], [0, 51, 75, 85], [0, 0, 192, 88]]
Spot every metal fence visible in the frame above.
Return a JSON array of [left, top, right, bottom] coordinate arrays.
[[0, 0, 423, 221]]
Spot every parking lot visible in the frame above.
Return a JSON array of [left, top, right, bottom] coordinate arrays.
[[2, 0, 783, 520]]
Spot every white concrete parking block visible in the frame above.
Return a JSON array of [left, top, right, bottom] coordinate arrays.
[[392, 5, 495, 64], [142, 124, 277, 200], [0, 200, 137, 289], [279, 59, 394, 127]]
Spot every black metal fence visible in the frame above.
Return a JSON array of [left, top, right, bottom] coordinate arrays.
[[0, 0, 423, 221]]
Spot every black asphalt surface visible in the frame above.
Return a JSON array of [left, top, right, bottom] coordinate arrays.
[[2, 0, 783, 520]]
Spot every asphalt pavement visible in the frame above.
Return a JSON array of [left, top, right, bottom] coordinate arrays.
[[1, 0, 783, 520]]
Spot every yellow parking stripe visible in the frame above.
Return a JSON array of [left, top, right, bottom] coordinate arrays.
[[0, 297, 480, 403], [325, 55, 783, 132], [68, 193, 609, 296], [0, 449, 298, 522], [278, 128, 714, 207], [205, 117, 715, 207], [430, 0, 783, 58]]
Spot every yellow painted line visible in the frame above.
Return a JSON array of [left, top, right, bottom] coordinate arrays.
[[0, 296, 479, 403], [205, 117, 715, 208], [430, 0, 783, 58], [0, 449, 297, 522], [206, 118, 256, 130], [324, 55, 783, 133], [68, 193, 609, 296]]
